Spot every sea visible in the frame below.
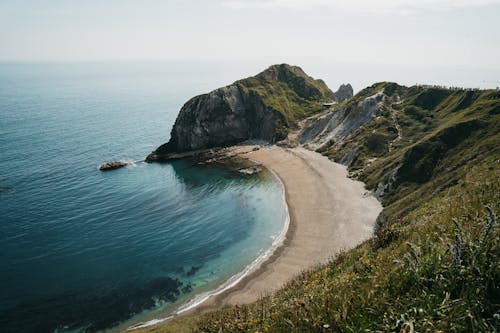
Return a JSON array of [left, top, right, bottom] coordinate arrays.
[[0, 62, 288, 333]]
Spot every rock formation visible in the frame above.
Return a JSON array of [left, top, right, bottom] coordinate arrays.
[[99, 161, 128, 171], [333, 83, 353, 102], [146, 64, 351, 162]]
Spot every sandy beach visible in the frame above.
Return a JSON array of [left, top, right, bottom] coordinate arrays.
[[130, 145, 382, 330]]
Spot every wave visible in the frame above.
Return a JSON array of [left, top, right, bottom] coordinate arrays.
[[127, 167, 290, 330]]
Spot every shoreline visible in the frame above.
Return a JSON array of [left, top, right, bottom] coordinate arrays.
[[127, 163, 291, 330], [127, 145, 382, 331]]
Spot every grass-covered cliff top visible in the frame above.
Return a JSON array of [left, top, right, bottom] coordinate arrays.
[[236, 64, 335, 139]]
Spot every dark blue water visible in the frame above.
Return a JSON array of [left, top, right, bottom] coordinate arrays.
[[0, 62, 287, 332]]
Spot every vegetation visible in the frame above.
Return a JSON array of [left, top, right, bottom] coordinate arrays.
[[237, 64, 334, 140], [137, 84, 499, 332], [322, 83, 499, 220]]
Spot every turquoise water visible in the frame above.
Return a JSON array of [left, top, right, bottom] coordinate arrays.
[[0, 62, 287, 332]]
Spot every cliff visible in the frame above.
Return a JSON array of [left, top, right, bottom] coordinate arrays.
[[146, 64, 352, 161]]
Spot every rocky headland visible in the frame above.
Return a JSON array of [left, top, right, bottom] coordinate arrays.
[[145, 64, 352, 162]]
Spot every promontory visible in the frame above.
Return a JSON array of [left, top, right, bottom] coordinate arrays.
[[145, 64, 352, 161]]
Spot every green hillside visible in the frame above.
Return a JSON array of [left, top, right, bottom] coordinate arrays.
[[235, 64, 335, 140], [321, 83, 500, 221]]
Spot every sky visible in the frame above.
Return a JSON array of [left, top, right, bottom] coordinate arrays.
[[1, 0, 499, 89]]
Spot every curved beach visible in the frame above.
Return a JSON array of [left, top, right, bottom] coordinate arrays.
[[130, 145, 382, 330]]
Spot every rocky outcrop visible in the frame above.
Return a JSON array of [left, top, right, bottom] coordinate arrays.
[[338, 147, 359, 167], [333, 84, 354, 102], [146, 64, 343, 162], [147, 85, 277, 162], [99, 161, 128, 171]]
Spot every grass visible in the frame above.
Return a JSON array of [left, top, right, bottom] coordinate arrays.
[[236, 64, 334, 140], [322, 84, 499, 215]]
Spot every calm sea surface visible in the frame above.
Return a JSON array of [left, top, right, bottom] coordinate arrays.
[[0, 62, 287, 332]]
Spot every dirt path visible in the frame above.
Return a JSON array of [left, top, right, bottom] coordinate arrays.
[[388, 96, 403, 152]]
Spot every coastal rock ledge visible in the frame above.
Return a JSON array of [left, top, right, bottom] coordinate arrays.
[[146, 64, 352, 162]]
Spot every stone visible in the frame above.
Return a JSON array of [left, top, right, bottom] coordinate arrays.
[[333, 83, 354, 102], [99, 161, 128, 171], [238, 165, 263, 175]]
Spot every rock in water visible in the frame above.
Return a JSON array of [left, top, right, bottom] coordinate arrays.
[[238, 165, 263, 175], [99, 161, 128, 171], [146, 64, 349, 162]]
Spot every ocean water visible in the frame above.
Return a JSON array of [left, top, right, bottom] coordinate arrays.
[[0, 62, 287, 332]]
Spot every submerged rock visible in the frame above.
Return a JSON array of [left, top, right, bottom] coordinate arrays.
[[99, 161, 128, 171], [238, 165, 263, 175], [299, 91, 385, 150], [186, 265, 201, 277]]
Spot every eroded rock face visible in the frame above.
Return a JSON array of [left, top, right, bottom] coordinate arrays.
[[146, 85, 277, 162], [174, 85, 276, 152], [300, 91, 385, 150]]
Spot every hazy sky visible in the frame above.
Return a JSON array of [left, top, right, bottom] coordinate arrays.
[[1, 0, 499, 70]]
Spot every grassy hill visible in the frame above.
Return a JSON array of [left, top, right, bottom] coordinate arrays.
[[235, 64, 335, 140], [137, 84, 499, 332]]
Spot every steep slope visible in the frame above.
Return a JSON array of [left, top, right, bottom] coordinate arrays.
[[146, 64, 351, 161], [306, 83, 500, 220]]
